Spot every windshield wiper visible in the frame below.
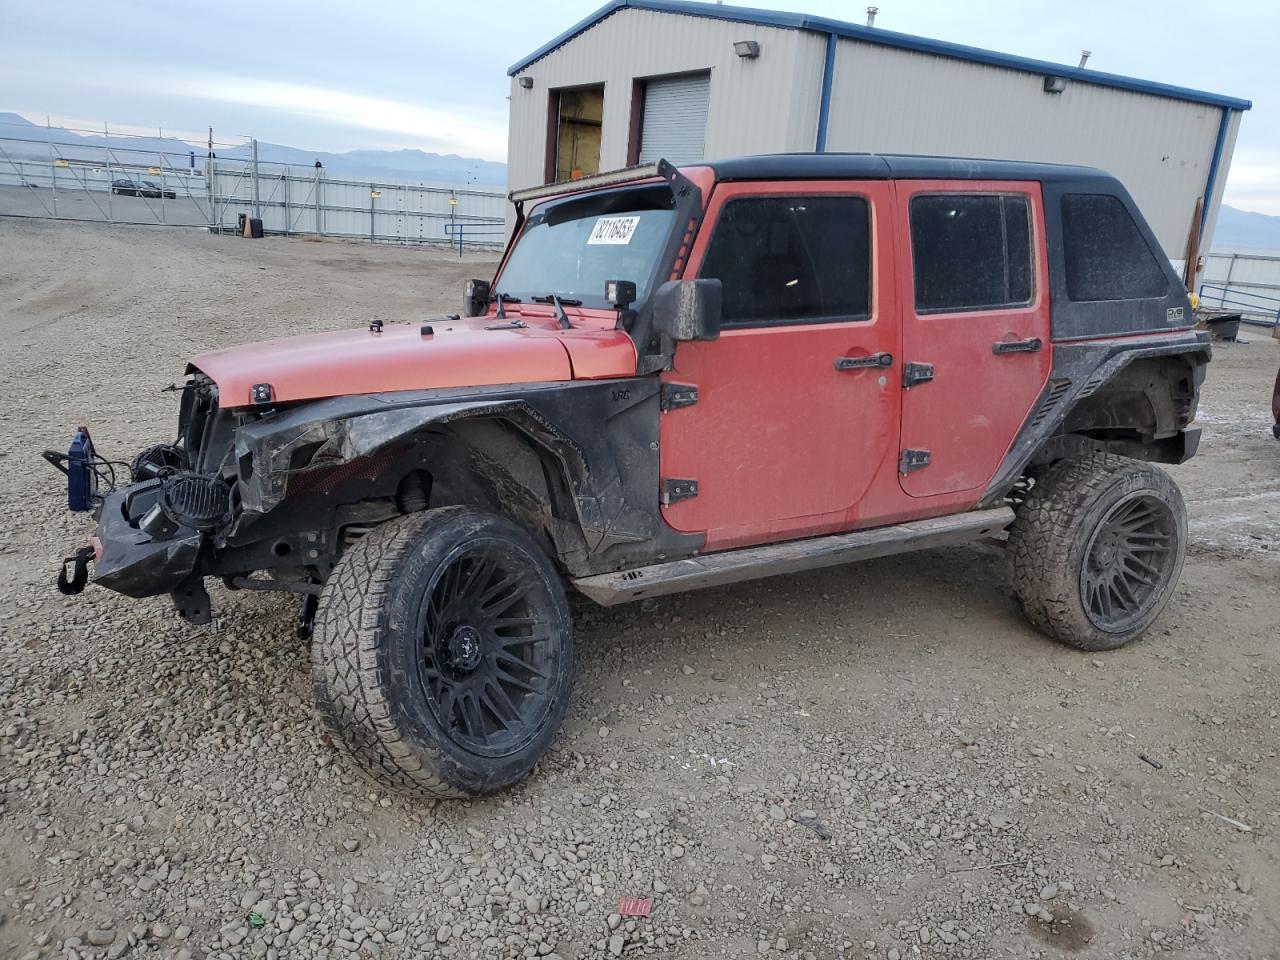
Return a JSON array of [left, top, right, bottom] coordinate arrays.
[[530, 294, 579, 329]]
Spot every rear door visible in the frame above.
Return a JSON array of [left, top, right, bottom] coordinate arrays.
[[658, 181, 901, 550], [895, 181, 1052, 499]]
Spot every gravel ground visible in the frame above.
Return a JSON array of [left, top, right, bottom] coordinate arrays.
[[1, 218, 1277, 960]]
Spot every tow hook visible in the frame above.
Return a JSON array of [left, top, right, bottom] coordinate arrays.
[[57, 546, 95, 596]]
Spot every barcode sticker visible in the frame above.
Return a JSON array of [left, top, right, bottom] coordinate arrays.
[[588, 216, 640, 245]]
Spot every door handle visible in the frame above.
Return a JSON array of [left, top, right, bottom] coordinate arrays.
[[835, 352, 893, 371], [992, 337, 1042, 355]]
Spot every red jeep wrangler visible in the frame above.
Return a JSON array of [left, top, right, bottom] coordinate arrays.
[[56, 155, 1209, 798]]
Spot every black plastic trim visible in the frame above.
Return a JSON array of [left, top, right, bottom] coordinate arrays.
[[979, 330, 1211, 507]]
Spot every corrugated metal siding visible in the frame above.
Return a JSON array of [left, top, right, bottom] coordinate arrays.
[[507, 8, 1239, 259], [823, 39, 1223, 256], [639, 73, 711, 164], [506, 7, 820, 201]]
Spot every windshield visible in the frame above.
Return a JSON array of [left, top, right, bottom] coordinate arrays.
[[497, 185, 677, 308]]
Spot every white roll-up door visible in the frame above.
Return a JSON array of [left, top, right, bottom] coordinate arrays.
[[638, 73, 710, 166]]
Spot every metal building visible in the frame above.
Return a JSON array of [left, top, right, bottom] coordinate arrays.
[[505, 0, 1250, 263]]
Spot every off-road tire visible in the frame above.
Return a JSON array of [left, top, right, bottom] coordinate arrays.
[[311, 507, 574, 799], [1007, 454, 1187, 651]]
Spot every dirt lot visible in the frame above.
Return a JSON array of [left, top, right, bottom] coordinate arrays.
[[1, 218, 1277, 960]]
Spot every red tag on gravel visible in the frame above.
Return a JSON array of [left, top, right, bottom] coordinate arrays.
[[618, 897, 652, 917]]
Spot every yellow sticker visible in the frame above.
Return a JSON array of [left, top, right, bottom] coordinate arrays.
[[54, 159, 70, 168], [371, 190, 382, 198]]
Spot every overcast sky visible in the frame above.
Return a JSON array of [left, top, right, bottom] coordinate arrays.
[[2, 0, 1275, 212]]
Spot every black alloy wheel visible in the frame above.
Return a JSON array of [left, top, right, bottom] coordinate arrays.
[[1006, 454, 1187, 651], [311, 507, 574, 798], [1079, 493, 1179, 633], [417, 540, 563, 758]]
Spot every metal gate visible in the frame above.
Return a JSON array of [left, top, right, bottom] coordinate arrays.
[[1200, 250, 1280, 328], [209, 162, 507, 248]]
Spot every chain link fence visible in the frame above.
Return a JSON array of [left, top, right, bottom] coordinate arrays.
[[0, 115, 507, 250]]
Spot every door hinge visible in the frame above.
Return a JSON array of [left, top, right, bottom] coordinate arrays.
[[899, 449, 931, 474], [660, 478, 699, 505], [660, 382, 698, 411], [903, 362, 934, 388]]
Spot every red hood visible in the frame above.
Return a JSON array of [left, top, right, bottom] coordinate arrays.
[[192, 316, 636, 409]]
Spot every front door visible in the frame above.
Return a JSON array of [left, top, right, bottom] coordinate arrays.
[[894, 181, 1052, 499], [658, 181, 901, 551]]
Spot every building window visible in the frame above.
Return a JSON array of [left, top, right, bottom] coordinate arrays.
[[699, 195, 872, 326], [548, 85, 603, 183], [1061, 194, 1169, 301], [910, 194, 1033, 313]]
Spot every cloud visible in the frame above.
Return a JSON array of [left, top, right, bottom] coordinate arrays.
[[175, 77, 509, 160]]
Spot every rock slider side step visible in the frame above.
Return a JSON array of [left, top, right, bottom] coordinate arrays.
[[572, 507, 1015, 606]]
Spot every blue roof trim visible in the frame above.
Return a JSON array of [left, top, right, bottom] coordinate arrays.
[[1200, 108, 1231, 240], [814, 32, 837, 152], [508, 0, 1252, 112]]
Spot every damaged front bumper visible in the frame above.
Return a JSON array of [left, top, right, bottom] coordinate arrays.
[[90, 487, 202, 598], [58, 484, 210, 621]]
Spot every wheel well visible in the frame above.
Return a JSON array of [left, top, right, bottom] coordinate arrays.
[[390, 419, 590, 574], [1024, 356, 1201, 469], [1060, 357, 1198, 442]]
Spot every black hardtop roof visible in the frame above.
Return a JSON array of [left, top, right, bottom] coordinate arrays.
[[705, 153, 1113, 185]]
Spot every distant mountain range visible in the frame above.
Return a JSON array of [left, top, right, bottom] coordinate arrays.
[[0, 111, 506, 186], [1212, 203, 1280, 253], [4, 110, 1278, 245]]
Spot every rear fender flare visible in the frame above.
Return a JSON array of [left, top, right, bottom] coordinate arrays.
[[979, 333, 1211, 507]]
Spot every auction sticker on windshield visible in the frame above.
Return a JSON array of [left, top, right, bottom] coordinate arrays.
[[588, 216, 640, 245]]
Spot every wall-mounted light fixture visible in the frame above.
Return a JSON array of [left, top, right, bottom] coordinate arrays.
[[1043, 76, 1067, 94], [733, 40, 760, 59], [519, 76, 534, 89]]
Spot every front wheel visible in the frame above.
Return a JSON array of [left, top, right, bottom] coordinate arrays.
[[1007, 454, 1187, 651], [311, 507, 574, 798]]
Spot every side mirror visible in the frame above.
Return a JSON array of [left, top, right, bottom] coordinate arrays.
[[652, 279, 721, 342], [463, 279, 491, 317]]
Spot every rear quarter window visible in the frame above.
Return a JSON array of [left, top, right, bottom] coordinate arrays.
[[1061, 194, 1169, 302]]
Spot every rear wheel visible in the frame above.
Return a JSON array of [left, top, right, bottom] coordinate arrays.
[[311, 507, 574, 798], [1007, 454, 1186, 651]]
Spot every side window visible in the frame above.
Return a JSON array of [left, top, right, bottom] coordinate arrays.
[[910, 194, 1033, 313], [1061, 194, 1169, 301], [699, 195, 871, 325]]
